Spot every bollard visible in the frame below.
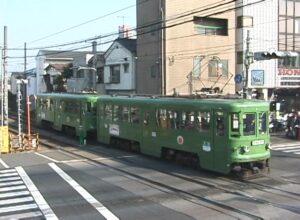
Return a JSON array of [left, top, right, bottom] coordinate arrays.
[[79, 125, 85, 146]]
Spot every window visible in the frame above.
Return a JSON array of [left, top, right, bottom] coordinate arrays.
[[144, 112, 150, 126], [236, 51, 244, 65], [121, 106, 130, 122], [259, 112, 267, 134], [130, 107, 140, 124], [123, 63, 129, 73], [231, 113, 239, 132], [208, 59, 228, 77], [296, 18, 300, 34], [192, 56, 201, 77], [194, 16, 228, 36], [157, 109, 167, 128], [97, 67, 104, 83], [104, 104, 112, 121], [110, 65, 120, 83], [196, 111, 211, 132], [243, 113, 256, 136], [113, 105, 119, 122], [215, 112, 225, 136], [237, 16, 253, 28], [151, 65, 157, 78]]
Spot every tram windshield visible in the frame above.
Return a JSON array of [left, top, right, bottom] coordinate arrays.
[[243, 113, 256, 136]]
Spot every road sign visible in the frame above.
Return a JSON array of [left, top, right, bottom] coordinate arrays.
[[234, 74, 243, 84]]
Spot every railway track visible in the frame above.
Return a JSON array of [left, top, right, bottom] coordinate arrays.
[[8, 116, 300, 219]]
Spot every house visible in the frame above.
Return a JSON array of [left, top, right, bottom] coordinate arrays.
[[104, 38, 137, 94], [67, 52, 105, 93], [44, 63, 69, 92], [36, 50, 93, 94]]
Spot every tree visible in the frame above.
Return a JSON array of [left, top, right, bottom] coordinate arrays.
[[53, 63, 73, 92]]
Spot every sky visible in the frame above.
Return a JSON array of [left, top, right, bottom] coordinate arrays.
[[0, 0, 136, 72]]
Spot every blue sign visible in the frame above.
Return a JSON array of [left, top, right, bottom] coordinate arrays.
[[234, 74, 243, 84], [251, 70, 264, 86]]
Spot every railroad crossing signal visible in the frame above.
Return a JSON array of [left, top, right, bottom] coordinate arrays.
[[254, 51, 298, 61]]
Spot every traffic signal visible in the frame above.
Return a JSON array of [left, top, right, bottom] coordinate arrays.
[[254, 51, 298, 61]]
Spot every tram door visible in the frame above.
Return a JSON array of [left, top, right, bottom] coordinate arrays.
[[213, 111, 228, 173]]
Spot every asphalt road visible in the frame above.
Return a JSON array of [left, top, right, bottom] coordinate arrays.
[[0, 133, 299, 220]]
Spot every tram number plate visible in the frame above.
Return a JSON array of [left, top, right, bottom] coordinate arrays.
[[252, 140, 264, 146]]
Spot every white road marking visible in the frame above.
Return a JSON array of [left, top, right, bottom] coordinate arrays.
[[0, 211, 43, 220], [0, 185, 26, 192], [0, 190, 30, 198], [270, 143, 300, 149], [0, 180, 23, 187], [49, 162, 119, 220], [0, 196, 34, 205], [0, 176, 21, 182], [0, 172, 18, 178], [271, 145, 300, 150], [16, 166, 58, 220], [283, 149, 300, 153], [0, 158, 9, 168], [35, 152, 59, 163], [0, 169, 15, 174], [0, 204, 38, 213]]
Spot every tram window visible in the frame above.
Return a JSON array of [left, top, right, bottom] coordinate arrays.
[[216, 112, 225, 136], [113, 105, 119, 122], [104, 104, 112, 121], [184, 112, 195, 129], [50, 99, 53, 111], [87, 102, 92, 113], [144, 112, 150, 126], [168, 110, 179, 129], [196, 111, 210, 132], [243, 113, 255, 135], [157, 109, 168, 128], [259, 112, 267, 134], [231, 113, 239, 131], [130, 107, 140, 124], [121, 106, 130, 122]]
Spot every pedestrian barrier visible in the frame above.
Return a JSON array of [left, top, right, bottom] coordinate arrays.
[[9, 133, 39, 152]]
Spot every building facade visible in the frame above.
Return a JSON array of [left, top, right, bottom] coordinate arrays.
[[136, 0, 237, 95]]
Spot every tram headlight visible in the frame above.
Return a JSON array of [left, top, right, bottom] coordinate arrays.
[[240, 146, 250, 154], [265, 143, 270, 150]]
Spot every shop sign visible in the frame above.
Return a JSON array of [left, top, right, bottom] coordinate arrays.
[[251, 70, 264, 86]]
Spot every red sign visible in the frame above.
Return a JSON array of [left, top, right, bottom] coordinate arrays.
[[278, 68, 300, 76]]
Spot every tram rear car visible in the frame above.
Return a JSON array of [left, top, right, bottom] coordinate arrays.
[[36, 93, 98, 137], [96, 96, 270, 175]]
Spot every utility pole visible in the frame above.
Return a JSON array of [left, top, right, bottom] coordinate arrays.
[[3, 26, 8, 126], [244, 30, 253, 99]]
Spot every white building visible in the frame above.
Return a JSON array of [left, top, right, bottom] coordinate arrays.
[[104, 38, 136, 94]]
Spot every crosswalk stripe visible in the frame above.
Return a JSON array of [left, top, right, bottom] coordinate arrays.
[[0, 172, 18, 178], [0, 204, 38, 214], [0, 185, 26, 192], [271, 143, 300, 148], [0, 176, 21, 182], [0, 190, 30, 198], [271, 146, 300, 150], [283, 149, 300, 153], [0, 169, 16, 174], [0, 196, 34, 205], [0, 211, 43, 220], [0, 180, 23, 187]]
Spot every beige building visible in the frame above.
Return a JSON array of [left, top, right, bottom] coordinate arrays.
[[136, 0, 237, 95]]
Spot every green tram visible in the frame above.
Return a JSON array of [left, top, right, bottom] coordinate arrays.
[[97, 95, 270, 175], [36, 93, 98, 137]]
